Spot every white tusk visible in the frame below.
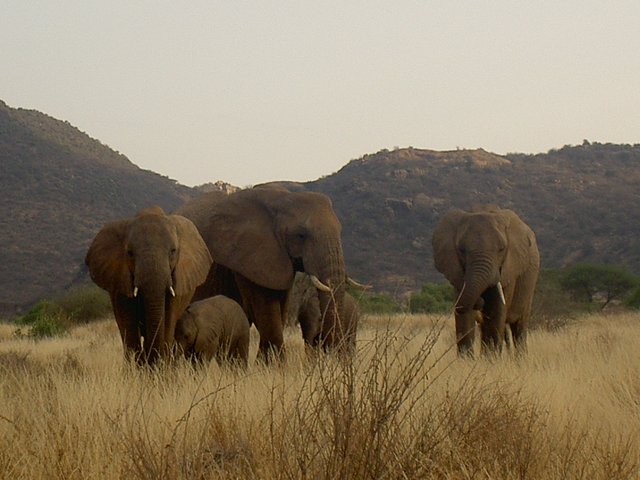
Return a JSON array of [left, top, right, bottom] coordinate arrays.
[[497, 282, 506, 305], [346, 276, 372, 290], [133, 286, 138, 298], [310, 275, 331, 292], [169, 286, 176, 297]]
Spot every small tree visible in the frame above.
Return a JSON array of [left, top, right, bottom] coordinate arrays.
[[624, 286, 640, 310], [409, 283, 455, 313], [559, 264, 640, 310]]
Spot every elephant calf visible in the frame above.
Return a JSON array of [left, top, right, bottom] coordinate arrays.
[[175, 295, 250, 367], [298, 290, 361, 354]]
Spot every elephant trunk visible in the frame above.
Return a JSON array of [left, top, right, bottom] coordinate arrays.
[[313, 242, 347, 351], [141, 291, 166, 364], [136, 259, 173, 364], [457, 255, 499, 313]]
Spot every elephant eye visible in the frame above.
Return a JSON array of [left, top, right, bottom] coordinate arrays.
[[127, 249, 134, 258], [169, 247, 177, 257], [290, 228, 308, 242]]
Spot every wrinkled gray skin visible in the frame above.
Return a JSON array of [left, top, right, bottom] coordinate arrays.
[[85, 207, 212, 365], [290, 273, 361, 355], [175, 295, 250, 366], [432, 205, 540, 356]]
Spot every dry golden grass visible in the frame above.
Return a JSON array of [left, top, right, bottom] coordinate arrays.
[[1, 312, 639, 479]]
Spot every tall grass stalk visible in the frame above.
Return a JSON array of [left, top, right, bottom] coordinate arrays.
[[1, 313, 639, 479]]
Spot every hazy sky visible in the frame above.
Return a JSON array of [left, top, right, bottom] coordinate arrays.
[[2, 1, 639, 187]]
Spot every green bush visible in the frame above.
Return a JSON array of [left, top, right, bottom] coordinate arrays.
[[624, 286, 640, 310], [53, 284, 111, 323], [27, 314, 68, 338], [17, 300, 65, 325], [14, 284, 111, 338], [15, 301, 69, 338], [408, 283, 454, 313], [353, 292, 403, 315]]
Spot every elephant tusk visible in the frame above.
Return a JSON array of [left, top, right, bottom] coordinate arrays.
[[310, 275, 332, 292], [133, 286, 138, 298], [169, 286, 176, 297], [497, 282, 506, 305], [346, 276, 372, 290]]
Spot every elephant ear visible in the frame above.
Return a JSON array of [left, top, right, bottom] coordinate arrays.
[[85, 219, 132, 296], [208, 189, 294, 290], [432, 209, 466, 290], [499, 209, 537, 281], [170, 215, 213, 296]]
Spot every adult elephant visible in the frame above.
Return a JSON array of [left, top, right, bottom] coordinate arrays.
[[85, 207, 212, 364], [176, 188, 349, 360], [432, 205, 540, 355]]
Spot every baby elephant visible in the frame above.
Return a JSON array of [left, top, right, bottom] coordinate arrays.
[[299, 291, 361, 354], [175, 295, 250, 366]]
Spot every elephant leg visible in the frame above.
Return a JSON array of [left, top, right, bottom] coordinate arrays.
[[504, 324, 512, 351], [228, 335, 250, 368], [509, 321, 528, 353], [454, 311, 476, 356], [112, 295, 143, 361], [200, 343, 217, 364], [193, 263, 242, 304], [235, 274, 285, 363], [506, 276, 535, 354], [298, 305, 320, 347], [479, 287, 507, 354], [164, 293, 192, 358], [254, 297, 285, 362]]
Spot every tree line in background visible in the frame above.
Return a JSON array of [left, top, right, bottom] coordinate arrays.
[[355, 263, 640, 321], [5, 263, 640, 338]]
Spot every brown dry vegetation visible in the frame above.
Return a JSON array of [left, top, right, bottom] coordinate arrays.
[[1, 313, 639, 479]]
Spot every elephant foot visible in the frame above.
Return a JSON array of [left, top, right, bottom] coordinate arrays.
[[456, 343, 475, 358], [257, 343, 286, 365]]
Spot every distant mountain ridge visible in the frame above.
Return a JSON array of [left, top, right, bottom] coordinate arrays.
[[304, 144, 640, 293], [0, 101, 193, 313], [1, 99, 639, 313]]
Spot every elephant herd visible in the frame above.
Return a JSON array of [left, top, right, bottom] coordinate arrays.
[[85, 187, 540, 366]]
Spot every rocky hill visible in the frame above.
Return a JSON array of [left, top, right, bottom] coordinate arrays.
[[0, 100, 198, 314], [304, 144, 640, 293], [2, 99, 639, 313]]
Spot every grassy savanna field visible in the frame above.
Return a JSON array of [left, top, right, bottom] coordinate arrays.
[[1, 312, 639, 479]]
